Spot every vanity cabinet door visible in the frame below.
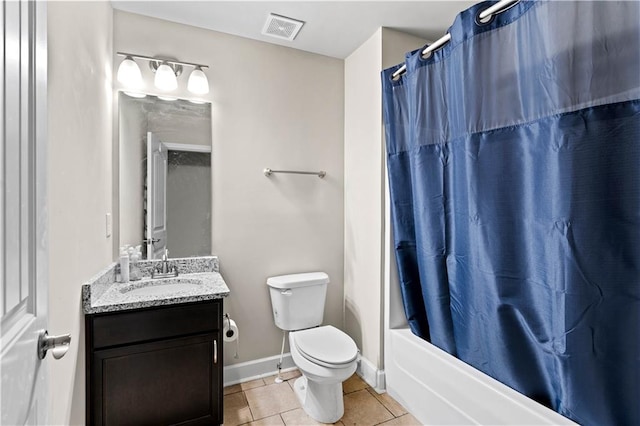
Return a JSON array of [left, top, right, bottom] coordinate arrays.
[[86, 300, 224, 426], [91, 333, 221, 426]]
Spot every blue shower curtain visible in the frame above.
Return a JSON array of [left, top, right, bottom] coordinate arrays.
[[382, 1, 640, 425]]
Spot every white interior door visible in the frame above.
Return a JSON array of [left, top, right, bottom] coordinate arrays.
[[146, 132, 168, 259], [1, 1, 49, 424]]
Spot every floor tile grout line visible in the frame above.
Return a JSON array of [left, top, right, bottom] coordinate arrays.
[[279, 407, 301, 416], [244, 391, 257, 424], [226, 373, 413, 425], [372, 407, 396, 425], [345, 388, 396, 425], [366, 386, 407, 418]]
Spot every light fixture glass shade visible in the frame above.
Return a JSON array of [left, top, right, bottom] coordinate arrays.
[[154, 63, 178, 91], [187, 67, 209, 95], [124, 91, 146, 99], [117, 57, 143, 88]]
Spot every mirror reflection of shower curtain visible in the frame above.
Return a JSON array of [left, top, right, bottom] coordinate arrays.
[[382, 2, 640, 425]]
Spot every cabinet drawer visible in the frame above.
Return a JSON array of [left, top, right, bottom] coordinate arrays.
[[91, 301, 220, 349]]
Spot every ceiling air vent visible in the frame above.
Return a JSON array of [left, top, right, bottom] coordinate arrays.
[[262, 13, 305, 41]]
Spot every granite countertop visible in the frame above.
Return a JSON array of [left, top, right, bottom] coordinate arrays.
[[82, 256, 230, 314]]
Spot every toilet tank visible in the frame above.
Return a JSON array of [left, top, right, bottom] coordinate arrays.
[[267, 272, 329, 331]]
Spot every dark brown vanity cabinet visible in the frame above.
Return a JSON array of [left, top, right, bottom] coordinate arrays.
[[86, 300, 223, 425]]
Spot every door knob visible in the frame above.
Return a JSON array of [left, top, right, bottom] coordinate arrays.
[[38, 330, 71, 360]]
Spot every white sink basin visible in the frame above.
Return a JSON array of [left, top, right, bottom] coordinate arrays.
[[120, 278, 203, 297]]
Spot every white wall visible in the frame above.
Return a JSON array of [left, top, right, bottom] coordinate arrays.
[[114, 11, 345, 364], [344, 29, 384, 371], [344, 28, 426, 380], [47, 1, 113, 424]]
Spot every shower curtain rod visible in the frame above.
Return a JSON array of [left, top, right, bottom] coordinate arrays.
[[391, 0, 520, 80]]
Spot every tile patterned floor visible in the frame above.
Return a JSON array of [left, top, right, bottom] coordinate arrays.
[[223, 370, 421, 426]]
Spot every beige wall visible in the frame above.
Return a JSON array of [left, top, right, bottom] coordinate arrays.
[[381, 28, 429, 70], [344, 28, 426, 372], [114, 11, 345, 364], [47, 1, 113, 424]]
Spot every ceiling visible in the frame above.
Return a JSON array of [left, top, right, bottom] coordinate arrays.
[[111, 1, 477, 59]]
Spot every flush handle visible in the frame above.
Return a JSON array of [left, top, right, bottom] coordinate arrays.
[[281, 289, 292, 296], [38, 330, 71, 360]]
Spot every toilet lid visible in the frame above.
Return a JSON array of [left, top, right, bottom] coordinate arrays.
[[293, 325, 358, 367]]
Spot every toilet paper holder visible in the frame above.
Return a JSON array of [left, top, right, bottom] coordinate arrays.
[[223, 313, 239, 359], [224, 313, 236, 339]]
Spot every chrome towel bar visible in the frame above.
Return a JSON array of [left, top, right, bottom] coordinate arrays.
[[264, 168, 326, 178]]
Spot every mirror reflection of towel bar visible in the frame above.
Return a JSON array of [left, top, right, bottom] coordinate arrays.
[[264, 168, 326, 178]]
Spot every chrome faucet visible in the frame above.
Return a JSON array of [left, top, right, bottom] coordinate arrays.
[[161, 249, 170, 274], [151, 248, 179, 278]]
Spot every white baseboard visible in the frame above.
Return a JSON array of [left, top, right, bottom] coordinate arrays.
[[225, 352, 386, 394], [223, 353, 296, 387], [357, 355, 386, 393]]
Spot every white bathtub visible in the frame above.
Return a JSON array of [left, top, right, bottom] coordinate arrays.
[[384, 327, 576, 425], [382, 171, 576, 425]]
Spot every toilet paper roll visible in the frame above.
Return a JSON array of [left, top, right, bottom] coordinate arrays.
[[223, 319, 239, 342]]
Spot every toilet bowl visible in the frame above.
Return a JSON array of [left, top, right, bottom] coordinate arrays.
[[266, 272, 360, 423], [289, 325, 358, 423]]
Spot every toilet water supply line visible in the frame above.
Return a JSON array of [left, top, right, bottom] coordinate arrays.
[[275, 331, 287, 384]]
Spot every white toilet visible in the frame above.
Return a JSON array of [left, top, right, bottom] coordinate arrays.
[[267, 272, 359, 424]]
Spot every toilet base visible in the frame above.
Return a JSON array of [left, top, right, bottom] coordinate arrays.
[[293, 376, 344, 424]]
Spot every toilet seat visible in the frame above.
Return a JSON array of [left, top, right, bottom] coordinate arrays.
[[292, 325, 358, 368]]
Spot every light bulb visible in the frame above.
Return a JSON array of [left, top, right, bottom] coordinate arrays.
[[154, 63, 178, 91], [117, 56, 143, 88], [187, 66, 209, 95]]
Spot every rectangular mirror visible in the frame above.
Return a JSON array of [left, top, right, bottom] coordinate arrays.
[[118, 93, 212, 259]]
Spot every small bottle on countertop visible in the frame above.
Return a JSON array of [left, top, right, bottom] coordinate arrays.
[[119, 246, 130, 283], [129, 245, 142, 281]]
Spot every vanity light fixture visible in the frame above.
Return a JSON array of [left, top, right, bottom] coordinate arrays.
[[187, 66, 209, 95], [116, 52, 210, 95], [154, 62, 179, 91], [116, 55, 143, 88]]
